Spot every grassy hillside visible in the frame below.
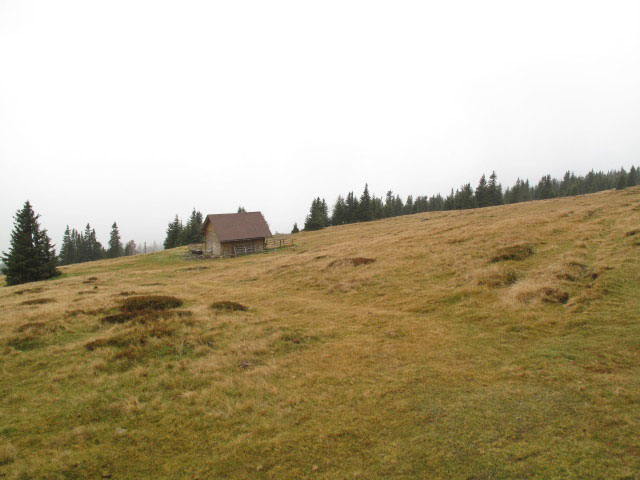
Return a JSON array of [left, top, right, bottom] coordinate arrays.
[[1, 187, 640, 479]]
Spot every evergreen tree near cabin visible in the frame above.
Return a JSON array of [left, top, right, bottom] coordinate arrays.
[[291, 222, 300, 234], [304, 197, 328, 231], [1, 201, 60, 286], [107, 222, 123, 258], [164, 215, 182, 249], [237, 206, 247, 213]]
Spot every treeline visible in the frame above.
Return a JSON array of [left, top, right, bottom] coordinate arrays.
[[302, 166, 639, 231], [164, 209, 204, 249], [59, 222, 137, 265]]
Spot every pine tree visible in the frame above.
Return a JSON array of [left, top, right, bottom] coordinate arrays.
[[107, 222, 123, 258], [59, 226, 75, 266], [344, 192, 359, 223], [487, 171, 504, 205], [164, 215, 182, 249], [124, 240, 137, 256], [1, 201, 60, 285], [358, 184, 373, 221], [475, 174, 489, 207], [331, 196, 347, 226], [628, 166, 638, 187], [616, 169, 628, 190], [237, 206, 247, 213], [291, 223, 300, 234], [304, 198, 326, 231]]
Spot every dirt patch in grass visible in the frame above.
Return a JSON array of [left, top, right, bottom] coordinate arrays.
[[210, 301, 248, 312], [490, 244, 535, 263], [327, 257, 376, 268], [121, 295, 183, 312], [20, 298, 55, 306], [13, 287, 44, 295]]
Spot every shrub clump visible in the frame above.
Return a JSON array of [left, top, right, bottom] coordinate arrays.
[[490, 244, 535, 263], [210, 301, 248, 312], [121, 295, 183, 312], [20, 298, 55, 306]]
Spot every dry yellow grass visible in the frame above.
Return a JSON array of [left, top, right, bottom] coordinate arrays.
[[1, 187, 640, 478]]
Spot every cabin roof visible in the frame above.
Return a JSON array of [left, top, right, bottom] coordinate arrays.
[[203, 211, 272, 242]]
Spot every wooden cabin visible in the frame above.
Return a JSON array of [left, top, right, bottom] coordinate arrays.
[[201, 211, 272, 257]]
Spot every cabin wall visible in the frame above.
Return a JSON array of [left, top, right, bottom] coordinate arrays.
[[220, 239, 265, 257], [204, 224, 222, 257]]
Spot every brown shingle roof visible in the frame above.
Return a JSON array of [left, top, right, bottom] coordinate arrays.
[[203, 212, 272, 242]]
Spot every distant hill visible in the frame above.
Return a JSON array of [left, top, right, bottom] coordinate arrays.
[[1, 187, 639, 478]]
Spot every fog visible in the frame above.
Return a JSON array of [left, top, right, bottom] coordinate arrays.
[[1, 0, 639, 252]]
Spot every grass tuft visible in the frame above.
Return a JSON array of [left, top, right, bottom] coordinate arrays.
[[0, 443, 17, 466], [20, 297, 55, 305], [210, 301, 248, 312], [13, 287, 44, 295], [121, 295, 183, 312], [490, 244, 535, 262], [327, 257, 376, 268]]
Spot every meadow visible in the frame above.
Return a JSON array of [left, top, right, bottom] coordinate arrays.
[[1, 187, 640, 479]]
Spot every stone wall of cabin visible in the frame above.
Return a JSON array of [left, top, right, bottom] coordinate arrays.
[[204, 224, 222, 257]]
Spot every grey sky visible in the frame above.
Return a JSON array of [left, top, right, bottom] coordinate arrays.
[[1, 0, 639, 253]]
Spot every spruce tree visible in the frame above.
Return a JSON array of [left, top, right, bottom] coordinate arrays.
[[475, 174, 489, 207], [164, 215, 181, 249], [487, 171, 504, 205], [1, 201, 60, 286], [358, 184, 373, 221], [291, 222, 300, 234], [616, 169, 628, 190], [59, 226, 74, 266], [124, 240, 137, 256], [331, 196, 347, 225], [237, 206, 247, 213], [107, 222, 123, 258]]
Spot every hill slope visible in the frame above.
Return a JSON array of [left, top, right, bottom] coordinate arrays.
[[1, 187, 640, 479]]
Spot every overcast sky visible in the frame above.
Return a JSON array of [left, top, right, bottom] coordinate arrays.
[[1, 0, 639, 252]]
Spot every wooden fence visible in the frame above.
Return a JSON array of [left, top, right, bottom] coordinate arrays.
[[266, 235, 294, 249]]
